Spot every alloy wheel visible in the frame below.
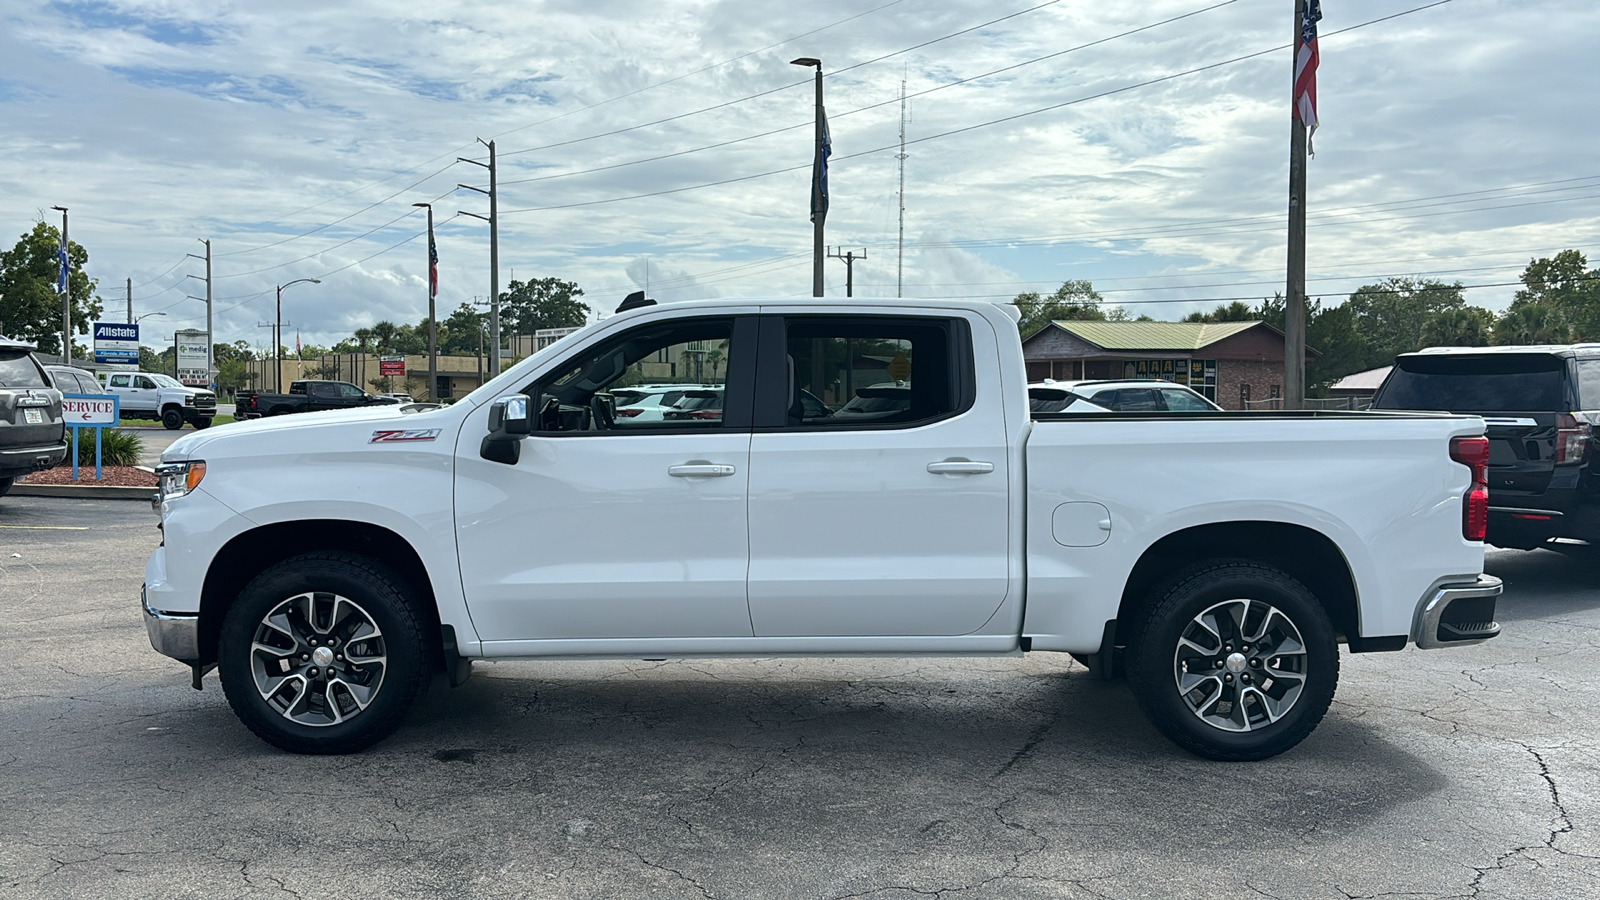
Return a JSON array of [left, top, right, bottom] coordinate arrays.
[[248, 591, 388, 727], [1172, 598, 1307, 732]]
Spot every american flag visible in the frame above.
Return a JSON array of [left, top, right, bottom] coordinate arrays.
[[427, 230, 439, 298], [1294, 0, 1322, 132]]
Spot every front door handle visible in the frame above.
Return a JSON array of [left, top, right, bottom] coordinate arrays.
[[927, 459, 994, 475], [668, 463, 737, 477]]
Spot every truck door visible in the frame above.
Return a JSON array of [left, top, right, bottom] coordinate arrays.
[[454, 312, 759, 643], [128, 375, 158, 413], [745, 311, 1012, 637]]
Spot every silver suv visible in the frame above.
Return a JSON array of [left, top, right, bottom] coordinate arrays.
[[0, 338, 68, 498]]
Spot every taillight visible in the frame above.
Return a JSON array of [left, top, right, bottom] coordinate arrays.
[[689, 410, 721, 420], [1450, 435, 1490, 542], [1555, 413, 1589, 463], [615, 407, 643, 418]]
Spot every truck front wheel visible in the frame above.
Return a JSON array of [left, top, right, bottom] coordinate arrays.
[[161, 409, 185, 430], [1127, 561, 1338, 762], [217, 553, 429, 754]]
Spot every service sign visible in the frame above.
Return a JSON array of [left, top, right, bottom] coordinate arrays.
[[93, 322, 140, 365], [175, 330, 210, 386], [61, 394, 118, 426]]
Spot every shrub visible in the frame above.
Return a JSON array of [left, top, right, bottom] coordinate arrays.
[[58, 428, 144, 468]]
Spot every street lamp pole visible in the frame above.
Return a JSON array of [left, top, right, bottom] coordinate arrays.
[[51, 206, 69, 360], [791, 58, 825, 298], [413, 203, 437, 401], [275, 278, 321, 391]]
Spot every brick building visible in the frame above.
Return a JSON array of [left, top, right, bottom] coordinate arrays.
[[1021, 320, 1315, 410]]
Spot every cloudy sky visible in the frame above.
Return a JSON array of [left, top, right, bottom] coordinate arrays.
[[1, 0, 1595, 351]]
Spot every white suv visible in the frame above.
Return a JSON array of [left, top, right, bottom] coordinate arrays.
[[1029, 379, 1221, 413], [611, 384, 715, 423]]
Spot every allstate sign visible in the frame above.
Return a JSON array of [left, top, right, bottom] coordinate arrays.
[[93, 322, 140, 365]]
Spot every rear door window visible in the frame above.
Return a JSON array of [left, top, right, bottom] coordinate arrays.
[[1577, 359, 1600, 410], [109, 374, 130, 388], [1107, 388, 1163, 411], [1160, 389, 1214, 411], [0, 351, 47, 388], [1376, 355, 1567, 412]]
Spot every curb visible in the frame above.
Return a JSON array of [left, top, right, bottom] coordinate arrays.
[[10, 483, 156, 501]]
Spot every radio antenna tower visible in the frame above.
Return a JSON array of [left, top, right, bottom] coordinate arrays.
[[896, 74, 909, 298]]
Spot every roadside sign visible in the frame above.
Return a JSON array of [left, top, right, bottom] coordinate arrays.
[[886, 352, 912, 381], [94, 322, 140, 365], [61, 393, 121, 482], [175, 329, 210, 387], [62, 396, 116, 425], [379, 355, 405, 377]]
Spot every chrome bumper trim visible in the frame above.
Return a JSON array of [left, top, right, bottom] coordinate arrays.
[[1413, 574, 1503, 650], [142, 583, 200, 661]]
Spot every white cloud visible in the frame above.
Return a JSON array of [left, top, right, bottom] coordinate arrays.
[[2, 0, 1596, 350]]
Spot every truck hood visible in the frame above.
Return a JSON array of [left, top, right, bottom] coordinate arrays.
[[161, 403, 456, 463]]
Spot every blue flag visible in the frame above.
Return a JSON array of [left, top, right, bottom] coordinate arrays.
[[56, 241, 68, 294], [811, 107, 831, 225]]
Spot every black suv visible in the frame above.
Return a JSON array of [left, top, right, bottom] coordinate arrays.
[[1370, 345, 1600, 550], [0, 338, 67, 499]]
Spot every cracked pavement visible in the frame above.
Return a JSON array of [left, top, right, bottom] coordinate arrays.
[[3, 496, 1599, 898]]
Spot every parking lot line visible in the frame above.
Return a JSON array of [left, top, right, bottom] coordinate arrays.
[[0, 525, 90, 531]]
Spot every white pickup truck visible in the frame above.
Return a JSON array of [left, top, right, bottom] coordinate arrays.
[[143, 298, 1501, 760], [103, 371, 217, 429]]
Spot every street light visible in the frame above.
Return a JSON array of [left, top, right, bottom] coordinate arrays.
[[134, 311, 167, 324], [790, 58, 825, 297], [51, 206, 69, 359], [276, 278, 321, 391], [413, 202, 437, 401]]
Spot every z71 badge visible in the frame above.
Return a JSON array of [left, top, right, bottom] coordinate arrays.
[[370, 428, 442, 443]]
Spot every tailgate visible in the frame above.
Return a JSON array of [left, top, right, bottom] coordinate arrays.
[[1484, 413, 1559, 495]]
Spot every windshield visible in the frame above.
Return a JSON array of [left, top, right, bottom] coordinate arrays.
[[149, 374, 187, 389], [0, 350, 47, 388], [1376, 355, 1566, 412]]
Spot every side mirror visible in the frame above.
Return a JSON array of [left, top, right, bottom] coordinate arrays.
[[481, 394, 533, 464]]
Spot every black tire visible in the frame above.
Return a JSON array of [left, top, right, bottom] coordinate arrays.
[[218, 552, 430, 754], [161, 408, 185, 430], [190, 417, 212, 430], [1127, 561, 1338, 762], [0, 476, 12, 498]]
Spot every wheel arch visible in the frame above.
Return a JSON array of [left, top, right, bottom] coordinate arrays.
[[198, 519, 442, 668], [1114, 521, 1360, 648]]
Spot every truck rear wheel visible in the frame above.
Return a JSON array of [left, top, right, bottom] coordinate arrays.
[[161, 409, 184, 430], [217, 553, 429, 754], [1127, 561, 1338, 761]]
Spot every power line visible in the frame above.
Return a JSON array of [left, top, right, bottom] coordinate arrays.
[[212, 187, 457, 279], [498, 0, 1458, 217]]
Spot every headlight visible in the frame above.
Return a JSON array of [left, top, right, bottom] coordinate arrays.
[[155, 461, 206, 502]]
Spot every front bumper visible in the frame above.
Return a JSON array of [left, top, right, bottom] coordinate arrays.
[[143, 582, 199, 662], [1413, 574, 1503, 649]]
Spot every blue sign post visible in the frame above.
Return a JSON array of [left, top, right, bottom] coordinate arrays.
[[61, 393, 119, 481]]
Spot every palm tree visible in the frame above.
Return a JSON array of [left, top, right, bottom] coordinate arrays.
[[1495, 303, 1569, 345], [353, 328, 374, 354]]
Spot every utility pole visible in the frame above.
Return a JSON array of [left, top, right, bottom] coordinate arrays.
[[51, 206, 68, 360], [458, 138, 500, 376], [792, 57, 827, 297], [413, 203, 438, 401], [126, 278, 132, 324], [827, 247, 867, 298], [188, 240, 212, 385], [1284, 0, 1318, 411], [897, 74, 909, 298]]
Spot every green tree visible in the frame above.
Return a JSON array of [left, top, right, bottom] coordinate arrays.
[[1012, 280, 1105, 336], [1419, 306, 1494, 348], [1495, 302, 1569, 345], [0, 222, 104, 356], [1183, 300, 1257, 323], [1505, 250, 1600, 339], [499, 278, 589, 337], [1344, 277, 1467, 360], [441, 303, 486, 356]]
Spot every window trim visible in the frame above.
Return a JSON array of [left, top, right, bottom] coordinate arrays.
[[521, 314, 758, 436], [751, 313, 976, 432]]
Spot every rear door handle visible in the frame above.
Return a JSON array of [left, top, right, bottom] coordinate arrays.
[[668, 463, 737, 477], [927, 460, 994, 475]]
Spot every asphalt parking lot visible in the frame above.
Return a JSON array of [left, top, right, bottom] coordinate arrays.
[[2, 496, 1598, 899]]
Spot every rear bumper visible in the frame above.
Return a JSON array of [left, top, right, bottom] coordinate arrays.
[[0, 440, 68, 478], [143, 582, 200, 662], [1412, 574, 1502, 649]]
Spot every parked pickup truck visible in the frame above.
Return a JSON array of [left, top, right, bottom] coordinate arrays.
[[236, 380, 401, 418], [103, 371, 216, 429], [143, 298, 1502, 760]]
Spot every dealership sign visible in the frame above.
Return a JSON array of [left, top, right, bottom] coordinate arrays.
[[379, 355, 405, 377], [93, 322, 139, 365]]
